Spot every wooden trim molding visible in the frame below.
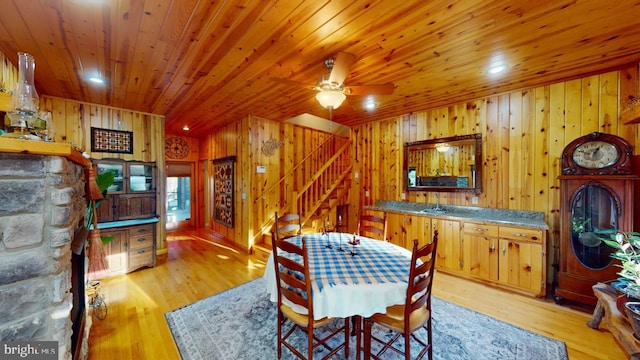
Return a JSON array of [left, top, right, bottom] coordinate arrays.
[[0, 137, 91, 168]]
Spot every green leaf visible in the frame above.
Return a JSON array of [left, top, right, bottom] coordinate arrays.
[[101, 235, 115, 245], [96, 170, 115, 193]]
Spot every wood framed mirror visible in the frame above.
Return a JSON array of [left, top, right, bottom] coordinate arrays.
[[403, 133, 482, 194]]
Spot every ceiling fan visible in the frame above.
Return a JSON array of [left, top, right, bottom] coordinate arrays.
[[271, 52, 395, 110]]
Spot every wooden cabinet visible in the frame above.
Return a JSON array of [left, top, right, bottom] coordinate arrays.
[[433, 218, 462, 273], [385, 213, 432, 250], [92, 159, 158, 279], [385, 212, 405, 247], [462, 222, 499, 281], [497, 226, 545, 295], [405, 215, 431, 250], [379, 207, 546, 296], [94, 159, 157, 222], [101, 229, 127, 275], [126, 224, 156, 272], [97, 223, 156, 278], [460, 221, 546, 296]]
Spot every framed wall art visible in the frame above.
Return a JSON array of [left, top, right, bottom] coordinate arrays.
[[213, 156, 236, 228], [91, 127, 134, 154]]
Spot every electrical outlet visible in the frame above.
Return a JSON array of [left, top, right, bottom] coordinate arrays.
[[354, 172, 359, 179], [400, 193, 406, 200], [472, 196, 478, 204], [365, 190, 369, 197]]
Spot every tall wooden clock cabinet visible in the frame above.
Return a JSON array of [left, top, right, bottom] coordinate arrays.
[[555, 132, 638, 306]]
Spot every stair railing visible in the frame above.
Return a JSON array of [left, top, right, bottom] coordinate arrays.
[[253, 132, 351, 236]]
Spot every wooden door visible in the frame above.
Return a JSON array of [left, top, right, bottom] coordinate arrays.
[[464, 233, 499, 281], [100, 229, 126, 276], [433, 218, 462, 272], [498, 239, 544, 294], [385, 212, 405, 247], [462, 222, 499, 281], [405, 215, 431, 251]]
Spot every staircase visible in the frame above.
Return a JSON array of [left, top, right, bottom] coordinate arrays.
[[252, 133, 352, 260]]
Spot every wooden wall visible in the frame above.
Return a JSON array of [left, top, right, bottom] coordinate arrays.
[[200, 115, 336, 251], [0, 51, 17, 93], [164, 135, 199, 231], [349, 64, 640, 282], [38, 95, 167, 251], [1, 51, 167, 252]]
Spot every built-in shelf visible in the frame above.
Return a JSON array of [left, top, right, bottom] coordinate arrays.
[[0, 137, 90, 167]]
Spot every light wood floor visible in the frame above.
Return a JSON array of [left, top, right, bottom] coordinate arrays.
[[87, 228, 626, 359]]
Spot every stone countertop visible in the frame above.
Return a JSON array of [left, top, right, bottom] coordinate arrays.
[[365, 200, 548, 230]]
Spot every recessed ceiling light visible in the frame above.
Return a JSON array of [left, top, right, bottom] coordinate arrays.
[[88, 77, 104, 84], [364, 97, 377, 111], [486, 64, 508, 75], [183, 125, 190, 131]]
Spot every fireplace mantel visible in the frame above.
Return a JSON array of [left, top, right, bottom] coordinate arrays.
[[0, 137, 91, 168]]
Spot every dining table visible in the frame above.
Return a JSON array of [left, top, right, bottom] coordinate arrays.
[[263, 231, 415, 320]]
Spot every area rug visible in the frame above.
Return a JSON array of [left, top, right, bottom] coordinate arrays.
[[165, 278, 568, 360]]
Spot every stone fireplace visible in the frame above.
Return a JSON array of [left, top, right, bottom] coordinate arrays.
[[0, 151, 89, 360]]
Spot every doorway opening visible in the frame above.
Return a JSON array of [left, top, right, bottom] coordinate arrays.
[[166, 162, 194, 231]]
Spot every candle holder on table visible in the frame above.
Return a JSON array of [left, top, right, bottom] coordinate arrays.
[[348, 234, 360, 256]]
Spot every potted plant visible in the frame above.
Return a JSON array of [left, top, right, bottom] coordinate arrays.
[[601, 231, 640, 336]]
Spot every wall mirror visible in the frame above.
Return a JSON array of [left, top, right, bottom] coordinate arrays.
[[403, 133, 482, 193]]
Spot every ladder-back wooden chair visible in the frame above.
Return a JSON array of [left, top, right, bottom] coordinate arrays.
[[274, 211, 302, 240], [361, 230, 439, 360], [357, 210, 387, 241], [271, 234, 350, 359]]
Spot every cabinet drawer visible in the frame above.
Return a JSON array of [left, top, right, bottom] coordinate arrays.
[[128, 224, 154, 237], [128, 225, 154, 250], [498, 226, 543, 242], [463, 222, 499, 237], [128, 247, 154, 268]]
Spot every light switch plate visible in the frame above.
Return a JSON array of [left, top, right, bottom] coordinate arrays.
[[256, 165, 266, 173]]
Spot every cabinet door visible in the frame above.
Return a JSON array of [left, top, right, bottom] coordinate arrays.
[[128, 163, 156, 192], [94, 196, 117, 223], [117, 194, 157, 220], [433, 218, 462, 272], [385, 212, 405, 247], [405, 215, 431, 251], [95, 161, 124, 193], [462, 222, 499, 280], [100, 229, 127, 275], [498, 239, 544, 293]]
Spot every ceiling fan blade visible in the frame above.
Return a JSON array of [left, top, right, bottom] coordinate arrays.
[[345, 83, 395, 96], [269, 77, 316, 90], [328, 52, 356, 85]]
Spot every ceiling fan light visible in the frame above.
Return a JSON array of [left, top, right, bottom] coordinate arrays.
[[316, 90, 346, 109]]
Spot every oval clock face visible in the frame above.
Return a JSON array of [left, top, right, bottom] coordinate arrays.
[[165, 137, 190, 159], [571, 140, 619, 169]]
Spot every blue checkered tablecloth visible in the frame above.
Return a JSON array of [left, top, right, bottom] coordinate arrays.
[[264, 232, 414, 319]]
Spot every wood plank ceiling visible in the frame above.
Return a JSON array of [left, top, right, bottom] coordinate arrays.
[[1, 0, 640, 136]]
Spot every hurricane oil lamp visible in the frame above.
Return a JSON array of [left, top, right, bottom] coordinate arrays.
[[3, 52, 40, 139]]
